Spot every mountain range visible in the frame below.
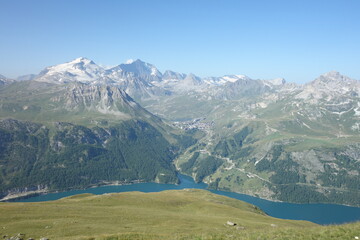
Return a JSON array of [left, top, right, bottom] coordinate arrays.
[[0, 57, 359, 206], [7, 57, 290, 101]]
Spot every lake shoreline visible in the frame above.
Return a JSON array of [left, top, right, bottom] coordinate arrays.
[[2, 174, 360, 225], [0, 177, 356, 208], [0, 178, 166, 202], [0, 189, 49, 202], [0, 176, 356, 207]]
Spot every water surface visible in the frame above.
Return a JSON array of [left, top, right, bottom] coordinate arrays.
[[12, 174, 360, 225]]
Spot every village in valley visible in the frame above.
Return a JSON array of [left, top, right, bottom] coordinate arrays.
[[172, 118, 214, 130]]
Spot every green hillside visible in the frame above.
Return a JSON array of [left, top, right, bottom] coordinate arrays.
[[0, 82, 198, 199], [0, 189, 358, 240], [0, 119, 182, 199], [0, 189, 345, 240], [147, 90, 360, 206]]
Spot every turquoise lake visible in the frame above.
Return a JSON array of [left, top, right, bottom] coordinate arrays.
[[12, 174, 360, 225]]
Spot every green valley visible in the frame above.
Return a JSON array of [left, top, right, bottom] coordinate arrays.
[[0, 81, 197, 200], [143, 73, 360, 206], [1, 59, 360, 208]]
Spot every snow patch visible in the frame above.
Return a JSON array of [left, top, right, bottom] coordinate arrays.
[[126, 59, 135, 64]]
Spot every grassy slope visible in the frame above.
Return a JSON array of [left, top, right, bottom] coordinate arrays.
[[0, 189, 358, 240]]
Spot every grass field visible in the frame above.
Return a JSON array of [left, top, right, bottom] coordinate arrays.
[[0, 189, 359, 240]]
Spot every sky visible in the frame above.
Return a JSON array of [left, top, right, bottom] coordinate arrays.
[[0, 0, 359, 83]]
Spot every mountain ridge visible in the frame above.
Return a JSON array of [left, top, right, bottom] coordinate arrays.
[[1, 57, 360, 206], [3, 58, 358, 103], [3, 58, 357, 89]]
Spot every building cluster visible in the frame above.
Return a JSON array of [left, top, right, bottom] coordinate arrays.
[[173, 118, 214, 130]]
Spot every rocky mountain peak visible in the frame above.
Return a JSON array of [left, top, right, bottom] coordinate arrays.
[[182, 73, 203, 86], [163, 70, 186, 81], [311, 71, 358, 87], [118, 59, 162, 80], [267, 78, 286, 86], [296, 71, 360, 101], [59, 83, 137, 119], [315, 71, 350, 84], [323, 70, 341, 78]]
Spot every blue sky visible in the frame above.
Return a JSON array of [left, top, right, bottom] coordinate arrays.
[[0, 0, 359, 83]]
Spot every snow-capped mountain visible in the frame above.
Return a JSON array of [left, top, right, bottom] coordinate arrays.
[[203, 75, 251, 85], [114, 59, 162, 83], [32, 57, 275, 90], [28, 57, 360, 104], [35, 57, 105, 84], [104, 61, 169, 100], [34, 58, 170, 100]]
